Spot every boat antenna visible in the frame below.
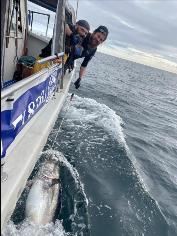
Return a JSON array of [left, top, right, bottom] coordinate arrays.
[[76, 0, 79, 20]]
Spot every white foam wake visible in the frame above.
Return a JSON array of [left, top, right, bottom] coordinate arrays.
[[2, 219, 69, 236], [44, 149, 88, 206], [64, 94, 128, 150]]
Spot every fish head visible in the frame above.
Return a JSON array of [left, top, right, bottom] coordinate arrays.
[[39, 159, 59, 180]]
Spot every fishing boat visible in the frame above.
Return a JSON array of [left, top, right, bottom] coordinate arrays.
[[1, 0, 76, 230]]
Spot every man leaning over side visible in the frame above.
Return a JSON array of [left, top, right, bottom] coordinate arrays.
[[39, 20, 90, 62], [65, 25, 109, 89]]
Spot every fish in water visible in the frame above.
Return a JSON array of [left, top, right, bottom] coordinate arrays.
[[25, 159, 60, 225]]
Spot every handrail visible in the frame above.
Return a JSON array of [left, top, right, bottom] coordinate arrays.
[[1, 70, 48, 100], [37, 52, 64, 64], [1, 63, 60, 100]]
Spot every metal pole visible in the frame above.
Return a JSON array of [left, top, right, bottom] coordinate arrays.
[[15, 0, 18, 61], [52, 0, 66, 90], [46, 14, 50, 36], [1, 0, 9, 88], [31, 11, 33, 31], [37, 52, 64, 64], [7, 0, 16, 47], [76, 0, 79, 20], [5, 0, 11, 48]]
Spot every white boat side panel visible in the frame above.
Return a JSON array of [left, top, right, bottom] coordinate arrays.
[[1, 70, 74, 231], [1, 64, 61, 161], [1, 63, 61, 107], [3, 38, 24, 83], [1, 69, 48, 108]]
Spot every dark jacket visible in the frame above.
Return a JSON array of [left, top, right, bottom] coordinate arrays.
[[39, 24, 76, 58], [80, 33, 97, 67], [65, 33, 97, 69]]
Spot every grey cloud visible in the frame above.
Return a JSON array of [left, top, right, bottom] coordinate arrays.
[[73, 0, 177, 63]]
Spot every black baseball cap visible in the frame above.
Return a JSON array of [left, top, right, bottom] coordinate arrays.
[[76, 20, 90, 31], [94, 25, 109, 40]]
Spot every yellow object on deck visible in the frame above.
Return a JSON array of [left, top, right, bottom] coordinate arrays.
[[32, 56, 51, 73], [64, 53, 68, 63], [32, 54, 69, 74]]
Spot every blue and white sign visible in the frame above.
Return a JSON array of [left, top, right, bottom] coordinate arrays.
[[1, 67, 61, 158]]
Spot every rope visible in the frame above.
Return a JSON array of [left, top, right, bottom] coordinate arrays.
[[50, 93, 74, 149], [49, 53, 83, 149]]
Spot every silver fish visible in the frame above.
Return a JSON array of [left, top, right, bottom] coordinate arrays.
[[25, 159, 60, 225]]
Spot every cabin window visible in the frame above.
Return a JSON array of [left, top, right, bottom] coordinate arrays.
[[27, 1, 55, 38]]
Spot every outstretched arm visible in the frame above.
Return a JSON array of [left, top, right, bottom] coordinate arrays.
[[79, 66, 87, 79], [74, 55, 92, 89], [74, 66, 87, 89]]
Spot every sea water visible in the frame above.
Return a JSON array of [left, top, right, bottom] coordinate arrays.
[[3, 1, 177, 235], [3, 52, 177, 236]]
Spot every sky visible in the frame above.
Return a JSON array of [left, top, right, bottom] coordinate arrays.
[[69, 0, 177, 74]]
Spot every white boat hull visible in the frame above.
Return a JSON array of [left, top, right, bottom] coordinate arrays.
[[1, 69, 74, 230]]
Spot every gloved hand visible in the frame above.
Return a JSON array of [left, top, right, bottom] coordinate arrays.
[[70, 33, 81, 45], [74, 78, 81, 89]]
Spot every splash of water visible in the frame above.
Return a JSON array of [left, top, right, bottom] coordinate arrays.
[[65, 94, 128, 150], [44, 149, 88, 206], [2, 219, 69, 236]]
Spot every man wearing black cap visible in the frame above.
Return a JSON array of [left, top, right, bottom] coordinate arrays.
[[65, 20, 90, 56], [67, 25, 109, 89], [39, 20, 90, 59]]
